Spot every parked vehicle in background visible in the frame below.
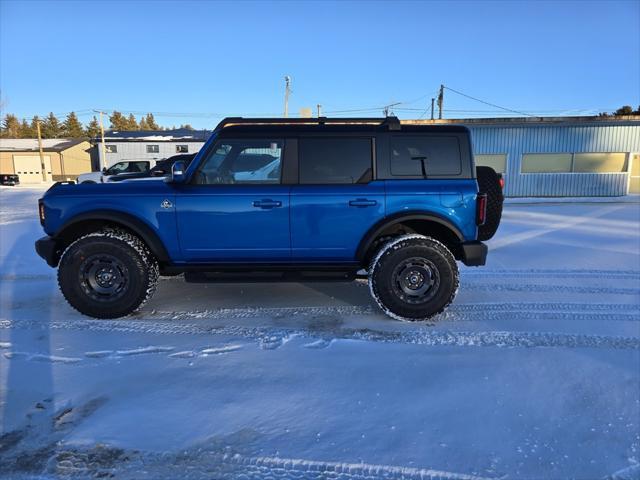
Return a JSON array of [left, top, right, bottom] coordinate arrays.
[[0, 173, 20, 186], [108, 154, 196, 182], [76, 160, 157, 184], [35, 117, 503, 321]]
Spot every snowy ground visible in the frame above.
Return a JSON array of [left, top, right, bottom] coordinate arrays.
[[0, 185, 639, 480]]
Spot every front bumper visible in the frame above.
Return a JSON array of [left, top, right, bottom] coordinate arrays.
[[35, 236, 60, 267], [461, 241, 487, 266]]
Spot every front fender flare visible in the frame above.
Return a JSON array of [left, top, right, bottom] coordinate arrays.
[[54, 209, 170, 263]]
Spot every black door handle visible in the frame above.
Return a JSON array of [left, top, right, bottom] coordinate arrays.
[[349, 198, 377, 207]]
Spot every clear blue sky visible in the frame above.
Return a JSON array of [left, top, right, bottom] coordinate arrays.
[[1, 0, 638, 129]]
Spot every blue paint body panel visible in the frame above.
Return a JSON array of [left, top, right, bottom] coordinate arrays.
[[384, 179, 478, 241], [290, 182, 385, 260], [174, 184, 291, 261]]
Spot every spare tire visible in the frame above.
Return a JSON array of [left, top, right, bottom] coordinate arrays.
[[476, 166, 503, 241]]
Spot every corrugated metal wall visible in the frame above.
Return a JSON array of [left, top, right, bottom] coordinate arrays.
[[467, 123, 640, 196]]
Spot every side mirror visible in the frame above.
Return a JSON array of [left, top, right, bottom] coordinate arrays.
[[102, 167, 107, 174], [169, 161, 186, 183]]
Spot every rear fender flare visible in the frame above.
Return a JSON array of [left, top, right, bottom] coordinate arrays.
[[356, 212, 464, 262]]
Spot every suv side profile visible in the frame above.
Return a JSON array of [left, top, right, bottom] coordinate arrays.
[[35, 117, 502, 321]]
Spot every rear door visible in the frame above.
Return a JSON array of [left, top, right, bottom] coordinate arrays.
[[175, 138, 290, 262], [290, 136, 384, 261]]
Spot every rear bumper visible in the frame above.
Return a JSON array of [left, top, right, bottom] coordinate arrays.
[[35, 236, 60, 267], [461, 241, 487, 266]]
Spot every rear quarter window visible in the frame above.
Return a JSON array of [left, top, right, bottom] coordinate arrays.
[[391, 136, 462, 177]]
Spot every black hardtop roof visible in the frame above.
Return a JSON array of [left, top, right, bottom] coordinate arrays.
[[215, 117, 470, 135]]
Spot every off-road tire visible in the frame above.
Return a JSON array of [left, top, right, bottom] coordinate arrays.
[[369, 234, 459, 321], [476, 166, 503, 241], [58, 229, 159, 319]]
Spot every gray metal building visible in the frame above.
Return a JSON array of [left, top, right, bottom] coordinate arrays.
[[406, 116, 640, 197], [95, 129, 210, 170], [94, 118, 640, 197]]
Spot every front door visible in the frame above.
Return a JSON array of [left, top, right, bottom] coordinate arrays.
[[176, 138, 290, 262]]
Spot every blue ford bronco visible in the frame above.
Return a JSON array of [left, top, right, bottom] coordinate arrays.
[[35, 117, 503, 321]]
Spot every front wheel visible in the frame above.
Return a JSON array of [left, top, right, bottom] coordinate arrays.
[[369, 235, 459, 321], [58, 230, 159, 319]]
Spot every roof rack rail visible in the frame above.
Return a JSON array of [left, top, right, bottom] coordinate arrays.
[[214, 116, 401, 131]]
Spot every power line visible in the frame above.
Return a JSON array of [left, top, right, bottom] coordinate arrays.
[[443, 85, 538, 117]]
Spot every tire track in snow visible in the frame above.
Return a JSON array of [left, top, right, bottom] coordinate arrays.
[[461, 269, 640, 280], [464, 283, 640, 295], [2, 318, 638, 350]]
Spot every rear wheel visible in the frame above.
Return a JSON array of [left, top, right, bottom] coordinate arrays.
[[369, 234, 459, 321], [58, 230, 159, 319]]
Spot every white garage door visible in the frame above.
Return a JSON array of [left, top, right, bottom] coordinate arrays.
[[13, 155, 52, 183]]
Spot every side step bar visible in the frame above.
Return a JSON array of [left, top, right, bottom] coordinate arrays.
[[184, 270, 357, 283]]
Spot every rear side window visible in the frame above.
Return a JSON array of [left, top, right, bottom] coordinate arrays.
[[299, 138, 372, 184], [391, 136, 461, 177]]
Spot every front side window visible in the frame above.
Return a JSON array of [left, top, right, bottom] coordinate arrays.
[[299, 137, 372, 184], [194, 139, 282, 185], [391, 136, 461, 177], [146, 145, 160, 154]]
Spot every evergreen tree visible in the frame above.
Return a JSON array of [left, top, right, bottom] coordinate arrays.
[[42, 112, 62, 138], [1, 114, 21, 137], [139, 116, 150, 130], [109, 111, 129, 130], [145, 113, 160, 130], [126, 113, 139, 130], [180, 123, 194, 130], [19, 119, 35, 138], [85, 116, 101, 138], [615, 106, 634, 116], [62, 112, 85, 138]]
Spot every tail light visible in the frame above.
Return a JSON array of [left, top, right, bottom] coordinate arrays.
[[476, 193, 487, 226], [39, 201, 45, 225]]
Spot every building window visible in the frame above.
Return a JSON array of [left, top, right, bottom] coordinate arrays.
[[475, 154, 507, 174], [521, 154, 573, 173], [390, 136, 461, 177], [299, 137, 372, 184], [630, 154, 640, 194], [147, 145, 160, 154], [105, 145, 117, 153], [521, 152, 628, 174], [176, 145, 188, 153], [572, 153, 627, 173]]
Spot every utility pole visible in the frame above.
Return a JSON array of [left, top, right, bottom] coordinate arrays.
[[430, 98, 435, 120], [35, 120, 47, 182], [283, 76, 291, 117], [94, 110, 108, 169], [437, 84, 444, 120], [317, 104, 322, 117]]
